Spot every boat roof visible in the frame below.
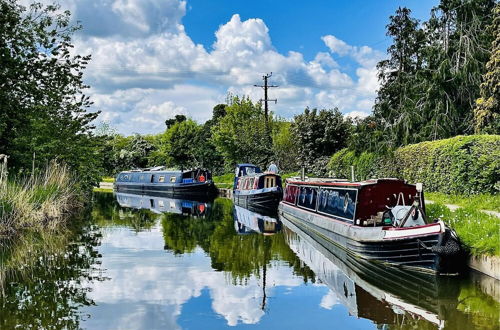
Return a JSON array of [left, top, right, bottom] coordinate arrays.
[[240, 172, 280, 178], [237, 163, 259, 168], [286, 177, 408, 187]]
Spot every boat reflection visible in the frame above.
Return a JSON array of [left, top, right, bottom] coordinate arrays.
[[233, 205, 282, 235], [115, 191, 211, 217], [281, 216, 466, 329]]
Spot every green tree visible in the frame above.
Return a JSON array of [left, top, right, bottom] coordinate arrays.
[[272, 121, 300, 172], [0, 0, 101, 188], [473, 3, 500, 134], [161, 119, 201, 169], [212, 96, 272, 170], [165, 114, 187, 129], [192, 104, 226, 174], [291, 108, 351, 175]]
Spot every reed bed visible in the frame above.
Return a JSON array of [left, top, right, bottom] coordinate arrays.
[[0, 161, 81, 238]]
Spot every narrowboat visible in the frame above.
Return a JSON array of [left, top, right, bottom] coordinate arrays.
[[115, 191, 210, 217], [114, 167, 217, 197], [233, 205, 282, 235], [232, 164, 283, 212], [282, 216, 460, 328], [279, 178, 465, 274]]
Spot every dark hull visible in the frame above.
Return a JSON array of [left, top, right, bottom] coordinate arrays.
[[233, 189, 282, 213], [114, 181, 217, 197], [279, 203, 464, 275]]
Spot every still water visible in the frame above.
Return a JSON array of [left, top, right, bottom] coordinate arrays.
[[1, 192, 499, 329]]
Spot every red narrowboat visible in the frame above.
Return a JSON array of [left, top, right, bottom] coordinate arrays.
[[279, 178, 464, 274]]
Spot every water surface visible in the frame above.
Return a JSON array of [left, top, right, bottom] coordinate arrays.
[[1, 192, 498, 329]]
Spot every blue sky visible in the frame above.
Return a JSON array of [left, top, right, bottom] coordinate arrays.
[[25, 0, 439, 134]]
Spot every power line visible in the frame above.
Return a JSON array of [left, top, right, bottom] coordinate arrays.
[[253, 72, 278, 124]]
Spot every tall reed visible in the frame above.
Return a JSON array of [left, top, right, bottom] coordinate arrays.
[[0, 161, 81, 238]]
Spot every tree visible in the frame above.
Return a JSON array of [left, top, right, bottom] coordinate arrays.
[[192, 104, 226, 174], [473, 3, 500, 133], [212, 96, 272, 170], [272, 121, 300, 172], [165, 114, 187, 129], [373, 7, 425, 148], [291, 108, 351, 175], [0, 1, 101, 188], [161, 119, 201, 169]]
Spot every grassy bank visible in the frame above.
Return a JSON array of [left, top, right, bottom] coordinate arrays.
[[426, 203, 500, 256], [0, 162, 81, 238], [426, 192, 500, 212]]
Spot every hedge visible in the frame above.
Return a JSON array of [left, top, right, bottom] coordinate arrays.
[[327, 135, 500, 195]]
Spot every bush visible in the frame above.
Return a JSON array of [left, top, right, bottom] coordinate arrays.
[[328, 135, 500, 194]]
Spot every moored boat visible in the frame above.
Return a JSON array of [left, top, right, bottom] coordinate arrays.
[[114, 167, 217, 197], [278, 178, 465, 274], [233, 205, 281, 235], [115, 191, 211, 217], [232, 163, 283, 212]]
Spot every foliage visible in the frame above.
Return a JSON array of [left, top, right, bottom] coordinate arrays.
[[367, 1, 496, 152], [165, 114, 187, 129], [0, 162, 81, 237], [159, 119, 201, 169], [212, 96, 272, 170], [328, 135, 500, 194], [272, 121, 300, 172], [0, 0, 103, 189], [426, 203, 500, 256], [473, 3, 500, 134], [291, 108, 351, 176]]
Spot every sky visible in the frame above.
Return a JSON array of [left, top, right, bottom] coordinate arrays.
[[25, 0, 438, 135]]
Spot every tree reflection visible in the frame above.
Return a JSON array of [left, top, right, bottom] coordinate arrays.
[[0, 216, 104, 329], [161, 198, 316, 284]]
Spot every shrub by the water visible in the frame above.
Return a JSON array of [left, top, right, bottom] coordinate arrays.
[[328, 135, 500, 194], [0, 162, 80, 237]]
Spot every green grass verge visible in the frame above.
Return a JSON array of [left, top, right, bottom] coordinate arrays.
[[102, 177, 115, 183], [426, 203, 500, 256], [426, 192, 500, 212], [93, 187, 113, 193]]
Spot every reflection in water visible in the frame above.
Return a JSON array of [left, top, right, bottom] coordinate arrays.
[[233, 205, 282, 235], [281, 216, 500, 329], [0, 219, 103, 329], [0, 192, 498, 329]]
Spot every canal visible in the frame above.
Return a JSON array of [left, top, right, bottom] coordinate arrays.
[[1, 192, 499, 329]]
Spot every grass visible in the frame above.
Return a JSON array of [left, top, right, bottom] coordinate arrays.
[[102, 177, 115, 183], [93, 187, 113, 193], [426, 203, 500, 256], [426, 192, 500, 212], [0, 161, 80, 238]]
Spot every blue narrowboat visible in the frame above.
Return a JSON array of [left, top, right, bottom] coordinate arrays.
[[233, 205, 282, 235], [233, 164, 283, 212], [114, 167, 217, 197], [115, 191, 210, 217]]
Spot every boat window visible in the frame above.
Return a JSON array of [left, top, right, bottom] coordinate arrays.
[[170, 176, 176, 183], [297, 187, 317, 210], [284, 185, 299, 204], [150, 175, 155, 183], [317, 188, 357, 221], [264, 176, 276, 188], [123, 175, 129, 181], [159, 176, 165, 183]]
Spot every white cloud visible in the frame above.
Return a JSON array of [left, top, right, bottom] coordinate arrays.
[[26, 0, 387, 134], [321, 35, 353, 56]]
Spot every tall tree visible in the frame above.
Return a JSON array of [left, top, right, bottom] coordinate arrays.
[[373, 7, 424, 148], [0, 1, 100, 187], [212, 96, 272, 170], [291, 108, 351, 175], [473, 3, 500, 133]]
